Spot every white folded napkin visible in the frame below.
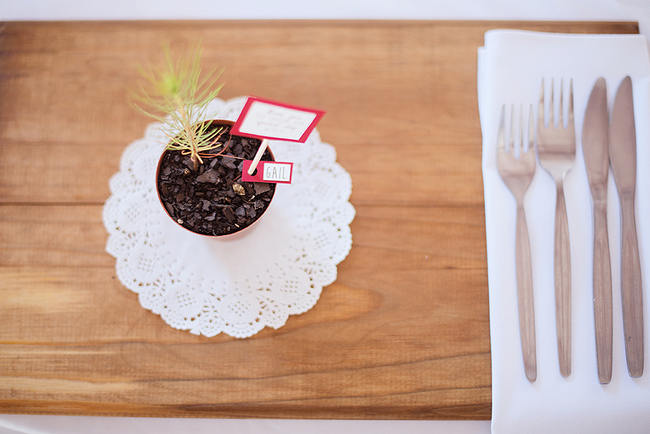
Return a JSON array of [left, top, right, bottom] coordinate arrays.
[[478, 31, 650, 434]]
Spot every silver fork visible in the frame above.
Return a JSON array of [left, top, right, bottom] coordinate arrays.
[[537, 79, 576, 377], [497, 104, 537, 383]]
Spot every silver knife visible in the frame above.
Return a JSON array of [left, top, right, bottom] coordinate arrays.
[[610, 76, 644, 377], [582, 77, 613, 384]]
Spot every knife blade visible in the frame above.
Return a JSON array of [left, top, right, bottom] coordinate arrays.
[[582, 77, 613, 384], [610, 76, 644, 377]]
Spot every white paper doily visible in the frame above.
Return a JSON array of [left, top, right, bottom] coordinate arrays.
[[102, 97, 354, 338]]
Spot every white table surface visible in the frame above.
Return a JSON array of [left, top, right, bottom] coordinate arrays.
[[0, 1, 648, 433]]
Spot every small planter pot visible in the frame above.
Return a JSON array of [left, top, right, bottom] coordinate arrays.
[[155, 119, 276, 238]]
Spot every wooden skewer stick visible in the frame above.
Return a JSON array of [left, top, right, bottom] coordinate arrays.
[[247, 139, 269, 176]]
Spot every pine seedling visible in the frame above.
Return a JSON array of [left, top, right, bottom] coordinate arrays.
[[132, 44, 225, 170]]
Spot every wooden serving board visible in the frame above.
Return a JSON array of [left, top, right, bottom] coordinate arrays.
[[0, 20, 638, 419]]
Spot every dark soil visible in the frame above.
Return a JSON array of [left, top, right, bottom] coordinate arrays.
[[157, 123, 276, 236]]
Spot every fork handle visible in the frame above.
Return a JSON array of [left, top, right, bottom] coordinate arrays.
[[593, 201, 612, 384], [621, 195, 644, 377], [554, 185, 571, 377], [516, 204, 537, 382]]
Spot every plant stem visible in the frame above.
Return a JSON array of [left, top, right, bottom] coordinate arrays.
[[175, 96, 201, 171]]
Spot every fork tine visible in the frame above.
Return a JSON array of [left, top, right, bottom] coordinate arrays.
[[510, 104, 515, 153], [519, 104, 524, 153], [568, 78, 574, 123], [528, 104, 534, 152], [538, 78, 545, 129], [497, 104, 505, 150], [549, 78, 554, 126], [559, 78, 564, 127]]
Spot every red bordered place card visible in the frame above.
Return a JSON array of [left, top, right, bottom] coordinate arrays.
[[242, 160, 293, 184], [231, 96, 325, 143]]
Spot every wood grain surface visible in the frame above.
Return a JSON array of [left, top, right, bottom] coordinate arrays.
[[0, 20, 638, 419]]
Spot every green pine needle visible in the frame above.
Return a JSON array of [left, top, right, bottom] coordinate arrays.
[[131, 43, 225, 169]]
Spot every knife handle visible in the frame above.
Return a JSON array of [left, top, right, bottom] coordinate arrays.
[[554, 185, 571, 377], [593, 201, 613, 384], [516, 205, 537, 382], [621, 194, 644, 377]]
